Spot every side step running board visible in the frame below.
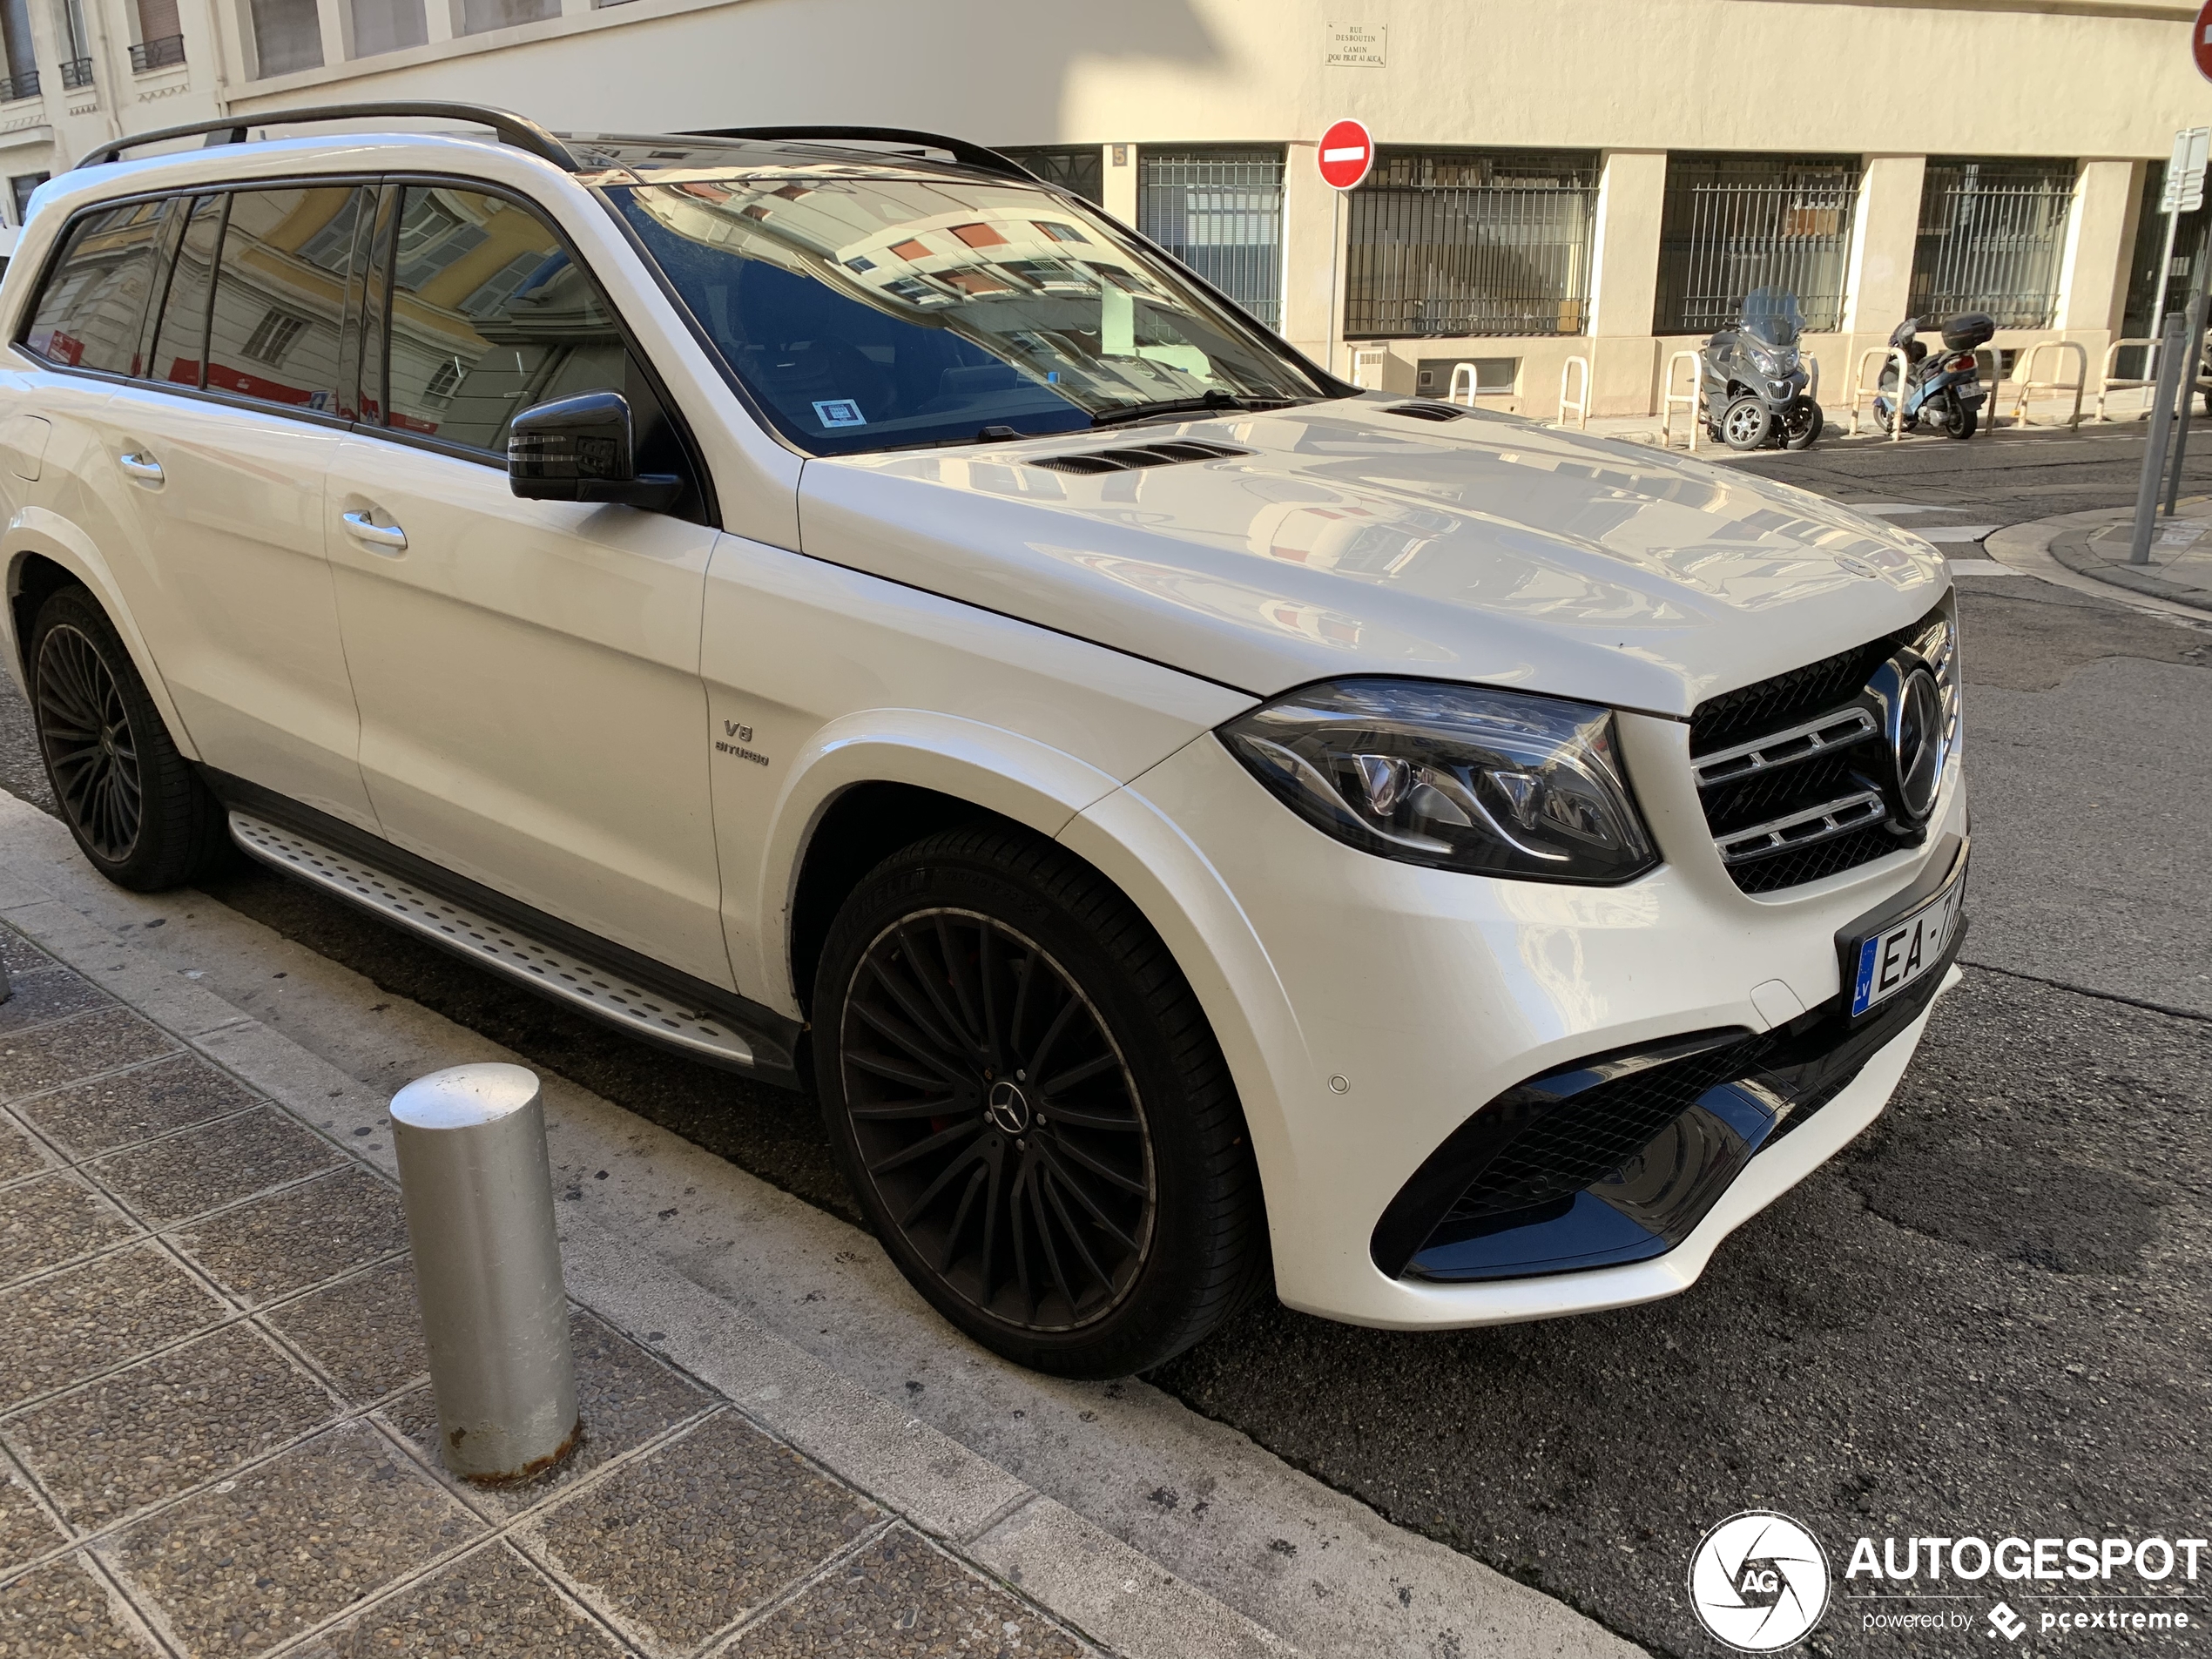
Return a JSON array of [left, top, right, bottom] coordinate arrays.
[[228, 813, 763, 1070]]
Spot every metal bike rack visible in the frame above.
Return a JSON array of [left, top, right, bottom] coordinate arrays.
[[391, 1062, 581, 1485], [2097, 339, 2163, 422], [1848, 347, 1911, 441], [1554, 354, 1591, 430], [1658, 350, 1702, 450], [2013, 340, 2087, 429], [1447, 361, 1519, 415]]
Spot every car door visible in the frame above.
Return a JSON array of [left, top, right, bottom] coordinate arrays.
[[78, 184, 381, 830], [323, 181, 730, 988]]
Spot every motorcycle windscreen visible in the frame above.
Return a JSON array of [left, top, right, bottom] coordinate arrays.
[[1740, 287, 1805, 347]]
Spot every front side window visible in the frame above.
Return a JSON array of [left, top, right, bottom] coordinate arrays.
[[383, 185, 626, 452], [205, 185, 370, 411], [610, 172, 1327, 455], [20, 198, 167, 374]]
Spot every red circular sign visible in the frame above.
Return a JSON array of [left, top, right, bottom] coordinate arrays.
[[2196, 0, 2212, 82], [1318, 119, 1374, 191]]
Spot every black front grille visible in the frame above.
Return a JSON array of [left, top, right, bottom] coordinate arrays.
[[1443, 1037, 1762, 1224], [1689, 601, 1946, 892]]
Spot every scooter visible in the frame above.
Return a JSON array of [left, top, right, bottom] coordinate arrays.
[[1873, 312, 1993, 439], [1702, 287, 1823, 451]]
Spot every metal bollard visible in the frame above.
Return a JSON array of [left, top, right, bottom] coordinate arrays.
[[390, 1062, 580, 1483]]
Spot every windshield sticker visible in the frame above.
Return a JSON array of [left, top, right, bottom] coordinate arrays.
[[813, 399, 867, 428]]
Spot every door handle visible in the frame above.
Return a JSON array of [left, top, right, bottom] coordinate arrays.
[[118, 451, 163, 483], [341, 510, 408, 553]]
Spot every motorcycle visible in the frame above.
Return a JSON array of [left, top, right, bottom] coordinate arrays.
[[1873, 312, 1993, 439], [1703, 287, 1823, 451]]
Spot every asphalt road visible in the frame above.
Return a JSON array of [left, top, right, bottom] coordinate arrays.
[[3, 421, 2207, 1658]]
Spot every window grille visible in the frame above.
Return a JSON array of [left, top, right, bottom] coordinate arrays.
[[1345, 149, 1599, 340], [242, 308, 308, 366], [128, 32, 185, 70], [1910, 158, 2076, 329], [60, 57, 94, 88], [997, 146, 1103, 207], [1655, 154, 1860, 334], [1138, 148, 1285, 328], [0, 71, 37, 101]]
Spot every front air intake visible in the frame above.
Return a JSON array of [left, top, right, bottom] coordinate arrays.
[[1383, 401, 1467, 421], [1027, 439, 1249, 474]]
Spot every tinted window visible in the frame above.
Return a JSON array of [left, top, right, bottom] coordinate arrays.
[[146, 194, 222, 388], [20, 199, 168, 375], [384, 185, 625, 452], [205, 185, 369, 412]]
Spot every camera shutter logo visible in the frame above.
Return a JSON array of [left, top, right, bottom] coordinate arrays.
[[1687, 1511, 1831, 1652]]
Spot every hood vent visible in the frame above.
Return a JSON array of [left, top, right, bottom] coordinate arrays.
[[1385, 401, 1467, 422], [1027, 439, 1250, 475]]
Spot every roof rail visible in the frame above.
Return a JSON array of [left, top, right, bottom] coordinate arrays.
[[74, 101, 580, 173], [682, 126, 1039, 185]]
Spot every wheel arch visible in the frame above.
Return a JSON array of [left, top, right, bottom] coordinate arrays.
[[4, 521, 200, 761]]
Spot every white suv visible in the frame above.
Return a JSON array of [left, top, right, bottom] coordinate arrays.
[[0, 105, 1966, 1377]]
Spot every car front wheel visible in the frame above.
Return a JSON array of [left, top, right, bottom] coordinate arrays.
[[813, 826, 1267, 1377]]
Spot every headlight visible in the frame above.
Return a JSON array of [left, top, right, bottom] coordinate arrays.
[[1749, 346, 1797, 378], [1218, 679, 1658, 884]]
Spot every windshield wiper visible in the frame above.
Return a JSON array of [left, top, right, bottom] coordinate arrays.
[[1087, 391, 1299, 428]]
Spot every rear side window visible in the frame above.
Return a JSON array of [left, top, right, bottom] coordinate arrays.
[[204, 185, 371, 412], [146, 195, 222, 388], [384, 185, 628, 452], [19, 199, 169, 375]]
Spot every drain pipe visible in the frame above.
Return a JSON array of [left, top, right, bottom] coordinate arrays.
[[391, 1062, 580, 1484]]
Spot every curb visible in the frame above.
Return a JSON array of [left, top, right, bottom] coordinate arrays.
[[0, 792, 1647, 1659], [1982, 503, 2212, 627], [2047, 518, 2212, 612]]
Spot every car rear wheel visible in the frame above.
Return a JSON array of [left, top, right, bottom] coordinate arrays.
[[30, 585, 227, 891], [813, 825, 1268, 1378]]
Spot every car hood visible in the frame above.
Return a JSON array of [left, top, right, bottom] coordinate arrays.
[[797, 398, 1949, 718]]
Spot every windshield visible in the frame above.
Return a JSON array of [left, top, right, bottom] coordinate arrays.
[[1739, 287, 1804, 348], [609, 174, 1329, 455]]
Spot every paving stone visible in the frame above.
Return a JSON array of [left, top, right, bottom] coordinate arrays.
[[532, 1410, 877, 1652], [731, 1523, 1088, 1659], [172, 1168, 407, 1306], [0, 933, 55, 979], [0, 1118, 50, 1184], [0, 1244, 227, 1410], [89, 1108, 338, 1227], [5, 1324, 334, 1527], [0, 974, 111, 1038], [386, 1311, 706, 1513], [0, 1554, 161, 1656], [0, 1013, 179, 1101], [300, 1540, 624, 1659], [0, 1460, 66, 1577], [0, 1175, 137, 1286], [17, 1055, 260, 1162], [265, 1258, 428, 1405], [107, 1421, 482, 1659]]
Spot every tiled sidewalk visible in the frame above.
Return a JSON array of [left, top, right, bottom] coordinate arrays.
[[0, 926, 1094, 1659]]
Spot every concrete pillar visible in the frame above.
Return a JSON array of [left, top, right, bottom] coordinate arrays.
[[1585, 150, 1665, 416], [2055, 159, 2139, 350], [424, 0, 455, 44], [1280, 140, 1339, 368], [1103, 142, 1136, 225], [314, 0, 346, 69]]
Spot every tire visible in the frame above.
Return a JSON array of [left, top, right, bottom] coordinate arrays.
[[1943, 400, 1978, 441], [29, 585, 227, 891], [813, 825, 1268, 1378], [1781, 395, 1824, 450], [1720, 395, 1774, 451]]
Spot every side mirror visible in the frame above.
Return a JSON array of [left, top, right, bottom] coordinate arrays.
[[507, 390, 681, 511]]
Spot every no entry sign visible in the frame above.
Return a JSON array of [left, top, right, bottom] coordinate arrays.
[[2197, 0, 2212, 82], [1318, 119, 1373, 191]]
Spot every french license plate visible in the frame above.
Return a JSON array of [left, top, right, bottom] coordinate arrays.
[[1847, 866, 1966, 1018]]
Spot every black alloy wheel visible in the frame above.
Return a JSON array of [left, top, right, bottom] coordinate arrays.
[[30, 584, 227, 890], [37, 621, 140, 861], [1781, 395, 1824, 450], [1941, 395, 1978, 440], [840, 907, 1156, 1331], [815, 826, 1268, 1377]]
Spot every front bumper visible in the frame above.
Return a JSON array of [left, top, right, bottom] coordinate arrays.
[[1070, 704, 1966, 1329]]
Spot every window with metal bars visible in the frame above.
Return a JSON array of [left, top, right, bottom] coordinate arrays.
[[1345, 148, 1599, 341], [1654, 153, 1860, 334], [1137, 147, 1285, 328], [996, 146, 1103, 207], [1910, 158, 2076, 329]]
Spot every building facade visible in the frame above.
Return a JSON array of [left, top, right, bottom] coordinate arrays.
[[0, 0, 2200, 415]]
